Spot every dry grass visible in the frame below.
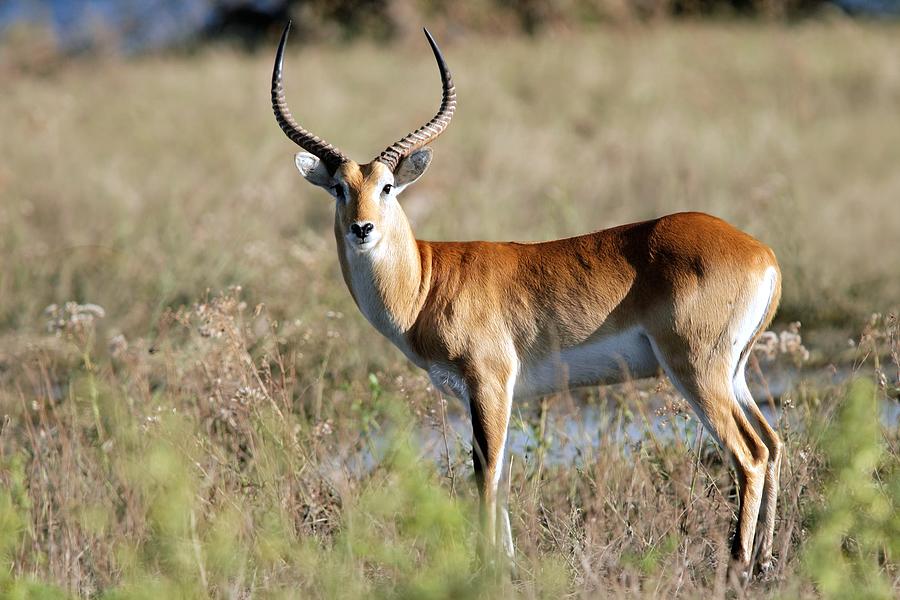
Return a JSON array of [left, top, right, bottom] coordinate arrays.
[[1, 20, 900, 598], [1, 288, 898, 597]]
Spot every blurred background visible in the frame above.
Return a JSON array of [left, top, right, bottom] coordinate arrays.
[[2, 0, 900, 55]]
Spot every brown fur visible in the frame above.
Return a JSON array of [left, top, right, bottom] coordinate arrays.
[[313, 157, 782, 575]]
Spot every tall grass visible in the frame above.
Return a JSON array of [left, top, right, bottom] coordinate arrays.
[[0, 288, 897, 597], [803, 378, 900, 598]]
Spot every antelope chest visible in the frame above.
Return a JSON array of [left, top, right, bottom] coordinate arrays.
[[345, 248, 427, 369]]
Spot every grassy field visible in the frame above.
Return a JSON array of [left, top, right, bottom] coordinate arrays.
[[1, 21, 899, 598]]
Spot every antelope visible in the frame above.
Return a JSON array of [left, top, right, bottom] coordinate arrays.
[[271, 23, 783, 576]]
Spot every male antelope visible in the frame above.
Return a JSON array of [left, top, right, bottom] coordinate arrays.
[[271, 24, 782, 576]]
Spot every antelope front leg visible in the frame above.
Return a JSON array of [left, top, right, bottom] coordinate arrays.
[[463, 354, 517, 565]]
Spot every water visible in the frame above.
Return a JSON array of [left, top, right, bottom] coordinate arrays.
[[417, 365, 900, 469], [321, 366, 900, 477]]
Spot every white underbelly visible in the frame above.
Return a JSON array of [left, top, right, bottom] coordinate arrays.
[[515, 327, 659, 399]]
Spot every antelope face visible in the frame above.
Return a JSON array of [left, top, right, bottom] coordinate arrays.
[[334, 161, 390, 252], [293, 148, 432, 253]]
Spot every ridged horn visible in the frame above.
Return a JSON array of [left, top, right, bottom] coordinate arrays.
[[376, 28, 456, 172], [272, 22, 348, 174]]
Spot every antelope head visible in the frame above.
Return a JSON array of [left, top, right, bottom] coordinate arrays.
[[272, 23, 455, 254]]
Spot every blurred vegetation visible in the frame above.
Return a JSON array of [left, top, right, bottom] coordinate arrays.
[[803, 378, 900, 599], [270, 0, 838, 41], [0, 0, 860, 60]]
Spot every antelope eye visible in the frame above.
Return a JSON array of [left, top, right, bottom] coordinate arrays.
[[332, 185, 344, 200], [382, 184, 393, 195]]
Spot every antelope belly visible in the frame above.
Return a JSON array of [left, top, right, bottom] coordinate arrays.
[[515, 328, 659, 399]]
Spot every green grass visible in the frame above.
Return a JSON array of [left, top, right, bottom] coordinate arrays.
[[1, 21, 900, 598]]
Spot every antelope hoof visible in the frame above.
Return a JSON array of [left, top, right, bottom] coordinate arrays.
[[728, 559, 752, 587], [756, 556, 776, 579]]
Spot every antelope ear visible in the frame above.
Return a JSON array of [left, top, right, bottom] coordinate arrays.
[[294, 152, 333, 189], [393, 147, 433, 193]]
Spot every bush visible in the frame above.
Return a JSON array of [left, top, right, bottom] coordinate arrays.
[[803, 379, 900, 598]]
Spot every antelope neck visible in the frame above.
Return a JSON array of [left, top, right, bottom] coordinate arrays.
[[335, 210, 429, 338]]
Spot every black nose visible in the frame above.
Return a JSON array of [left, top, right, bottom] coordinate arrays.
[[350, 222, 374, 240]]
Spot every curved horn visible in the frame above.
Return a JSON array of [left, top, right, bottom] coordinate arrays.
[[376, 28, 456, 172], [272, 22, 347, 174]]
